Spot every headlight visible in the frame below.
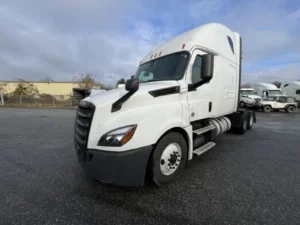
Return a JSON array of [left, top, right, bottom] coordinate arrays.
[[247, 98, 254, 102], [98, 125, 137, 147]]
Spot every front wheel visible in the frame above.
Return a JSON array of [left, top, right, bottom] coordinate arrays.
[[149, 132, 187, 186], [286, 105, 296, 113], [239, 101, 245, 108], [263, 105, 272, 113]]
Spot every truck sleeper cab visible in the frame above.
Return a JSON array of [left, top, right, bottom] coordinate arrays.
[[251, 83, 283, 100], [74, 23, 256, 187]]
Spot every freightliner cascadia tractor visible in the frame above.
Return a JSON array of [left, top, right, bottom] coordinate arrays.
[[74, 23, 256, 187]]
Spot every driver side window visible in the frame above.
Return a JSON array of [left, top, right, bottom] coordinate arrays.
[[277, 97, 286, 103], [192, 55, 202, 84]]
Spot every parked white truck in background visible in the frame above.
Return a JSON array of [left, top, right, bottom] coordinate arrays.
[[74, 23, 256, 187], [250, 83, 283, 100], [239, 88, 262, 108], [281, 81, 300, 108]]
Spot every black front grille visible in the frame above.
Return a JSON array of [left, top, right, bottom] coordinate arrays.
[[74, 101, 95, 151]]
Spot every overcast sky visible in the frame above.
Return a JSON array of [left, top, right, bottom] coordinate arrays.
[[0, 0, 299, 85]]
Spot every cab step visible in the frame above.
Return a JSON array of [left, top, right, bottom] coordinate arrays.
[[193, 142, 216, 156], [193, 124, 215, 135]]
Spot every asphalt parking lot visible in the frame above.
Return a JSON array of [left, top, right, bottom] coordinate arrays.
[[1, 108, 300, 225]]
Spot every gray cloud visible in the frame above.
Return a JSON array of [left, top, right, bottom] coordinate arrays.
[[0, 0, 299, 85], [243, 63, 300, 83], [0, 1, 149, 84]]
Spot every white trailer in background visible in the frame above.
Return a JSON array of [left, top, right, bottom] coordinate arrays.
[[117, 84, 125, 88], [74, 23, 257, 187], [281, 81, 300, 108], [250, 83, 283, 99]]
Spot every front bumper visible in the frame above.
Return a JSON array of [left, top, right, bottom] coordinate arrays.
[[246, 102, 261, 109], [76, 146, 152, 187]]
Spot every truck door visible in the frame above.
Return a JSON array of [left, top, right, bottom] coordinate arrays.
[[274, 97, 286, 109], [186, 49, 217, 122]]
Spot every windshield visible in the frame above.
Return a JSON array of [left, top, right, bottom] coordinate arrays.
[[241, 90, 255, 96], [134, 52, 190, 83], [269, 90, 282, 96]]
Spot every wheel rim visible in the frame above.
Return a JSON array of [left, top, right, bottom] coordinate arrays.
[[160, 143, 182, 176], [249, 114, 253, 127], [289, 107, 294, 112]]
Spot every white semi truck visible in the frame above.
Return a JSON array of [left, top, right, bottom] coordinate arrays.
[[250, 83, 283, 99], [74, 23, 256, 187], [281, 81, 300, 108]]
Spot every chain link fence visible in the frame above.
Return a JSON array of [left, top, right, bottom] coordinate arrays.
[[1, 94, 80, 108]]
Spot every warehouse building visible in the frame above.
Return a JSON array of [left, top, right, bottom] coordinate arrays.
[[0, 81, 89, 96]]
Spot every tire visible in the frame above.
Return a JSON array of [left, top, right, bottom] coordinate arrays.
[[237, 115, 247, 134], [263, 105, 272, 113], [286, 105, 296, 113], [247, 112, 254, 130], [239, 101, 245, 108], [149, 132, 187, 186]]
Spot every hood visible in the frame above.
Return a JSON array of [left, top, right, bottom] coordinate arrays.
[[83, 80, 180, 107], [246, 94, 262, 99]]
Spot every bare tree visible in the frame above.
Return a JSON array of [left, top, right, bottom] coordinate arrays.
[[0, 82, 7, 93], [13, 79, 39, 96], [117, 78, 126, 84], [40, 77, 54, 82], [241, 83, 251, 88], [73, 73, 100, 88], [116, 78, 126, 88]]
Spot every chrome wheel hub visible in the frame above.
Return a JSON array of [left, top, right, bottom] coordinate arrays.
[[160, 143, 182, 176]]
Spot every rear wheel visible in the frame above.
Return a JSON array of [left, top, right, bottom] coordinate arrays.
[[286, 105, 296, 113], [149, 132, 188, 186], [263, 105, 272, 113], [236, 115, 247, 134]]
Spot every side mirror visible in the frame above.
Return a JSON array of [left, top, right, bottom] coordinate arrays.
[[201, 54, 214, 80], [125, 78, 139, 93]]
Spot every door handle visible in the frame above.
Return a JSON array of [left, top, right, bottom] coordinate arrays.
[[209, 102, 212, 112]]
